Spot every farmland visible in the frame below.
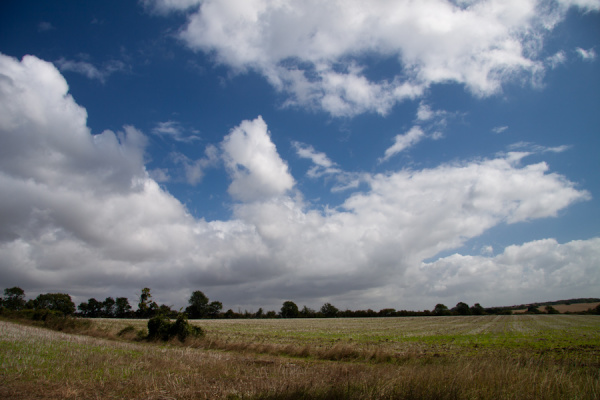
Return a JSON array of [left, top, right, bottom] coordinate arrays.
[[1, 315, 599, 399]]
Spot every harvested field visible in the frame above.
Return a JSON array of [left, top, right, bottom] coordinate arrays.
[[1, 315, 599, 399]]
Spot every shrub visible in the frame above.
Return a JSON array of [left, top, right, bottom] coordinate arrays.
[[147, 313, 204, 342]]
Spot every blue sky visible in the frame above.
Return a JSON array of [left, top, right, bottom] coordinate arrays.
[[0, 0, 599, 312]]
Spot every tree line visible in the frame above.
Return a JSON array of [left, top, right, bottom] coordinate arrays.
[[2, 286, 599, 319]]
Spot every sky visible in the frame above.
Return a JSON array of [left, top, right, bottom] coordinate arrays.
[[0, 0, 599, 313]]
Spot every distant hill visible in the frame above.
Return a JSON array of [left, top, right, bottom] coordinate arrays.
[[488, 298, 600, 314]]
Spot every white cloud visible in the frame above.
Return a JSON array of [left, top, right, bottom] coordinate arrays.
[[547, 51, 567, 68], [145, 0, 596, 116], [293, 142, 340, 178], [221, 116, 295, 202], [0, 53, 594, 311], [556, 0, 600, 12], [141, 0, 201, 14], [381, 126, 426, 161], [492, 126, 509, 134], [170, 145, 219, 185], [418, 238, 600, 306], [576, 47, 597, 61]]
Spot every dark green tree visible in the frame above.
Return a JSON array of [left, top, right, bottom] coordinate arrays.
[[280, 301, 299, 318], [470, 303, 485, 315], [300, 305, 315, 318], [35, 293, 76, 315], [3, 287, 26, 311], [103, 297, 116, 317], [320, 302, 339, 318], [86, 298, 103, 317], [433, 303, 449, 316], [255, 307, 264, 318], [454, 302, 471, 315], [527, 305, 541, 314], [186, 290, 210, 318], [545, 305, 560, 314], [115, 297, 132, 318], [379, 308, 396, 317], [207, 301, 223, 318], [137, 288, 158, 318]]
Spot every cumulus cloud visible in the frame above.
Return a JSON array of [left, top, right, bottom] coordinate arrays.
[[221, 116, 295, 202], [0, 53, 595, 310], [418, 238, 600, 307], [144, 0, 596, 116]]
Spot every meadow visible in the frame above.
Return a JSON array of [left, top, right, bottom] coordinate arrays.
[[1, 315, 599, 399]]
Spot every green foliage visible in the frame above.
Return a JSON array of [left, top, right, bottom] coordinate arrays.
[[527, 305, 541, 314], [3, 287, 26, 310], [280, 301, 299, 318], [470, 303, 485, 315], [137, 287, 158, 318], [115, 297, 132, 318], [147, 313, 204, 342], [545, 305, 560, 314], [454, 302, 471, 315], [433, 303, 449, 316], [186, 290, 210, 318], [34, 293, 76, 315], [103, 297, 116, 317], [320, 302, 339, 318]]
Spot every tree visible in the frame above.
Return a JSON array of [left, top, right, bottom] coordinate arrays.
[[137, 288, 158, 318], [470, 303, 485, 315], [320, 302, 339, 318], [186, 290, 209, 319], [545, 305, 560, 314], [300, 305, 315, 318], [379, 308, 396, 317], [255, 307, 264, 318], [207, 301, 223, 318], [433, 303, 449, 316], [280, 301, 299, 318], [103, 297, 116, 317], [454, 302, 471, 316], [527, 305, 541, 314], [115, 297, 132, 318], [3, 287, 26, 311], [85, 298, 103, 318], [35, 293, 76, 315]]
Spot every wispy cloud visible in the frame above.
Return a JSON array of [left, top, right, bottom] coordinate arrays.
[[492, 126, 509, 134], [381, 126, 425, 162], [55, 58, 127, 83], [152, 121, 201, 142], [38, 21, 55, 32], [576, 47, 596, 61]]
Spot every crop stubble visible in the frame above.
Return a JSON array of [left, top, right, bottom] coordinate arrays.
[[1, 315, 599, 399]]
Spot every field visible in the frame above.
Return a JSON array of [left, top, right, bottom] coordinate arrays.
[[1, 315, 599, 399]]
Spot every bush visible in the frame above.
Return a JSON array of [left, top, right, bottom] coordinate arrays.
[[147, 313, 203, 342]]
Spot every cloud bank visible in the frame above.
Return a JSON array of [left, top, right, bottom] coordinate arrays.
[[0, 53, 596, 310], [146, 0, 599, 116]]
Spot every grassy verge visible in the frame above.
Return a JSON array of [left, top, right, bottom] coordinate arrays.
[[1, 315, 599, 399]]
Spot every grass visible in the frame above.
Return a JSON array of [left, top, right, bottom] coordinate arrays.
[[1, 315, 599, 399]]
